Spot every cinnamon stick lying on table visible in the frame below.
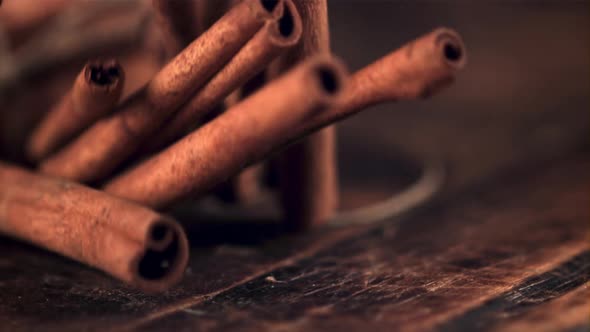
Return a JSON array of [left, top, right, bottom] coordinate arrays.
[[0, 162, 189, 293], [103, 55, 349, 209], [142, 0, 302, 153], [39, 0, 283, 183], [272, 0, 338, 231], [27, 59, 124, 162]]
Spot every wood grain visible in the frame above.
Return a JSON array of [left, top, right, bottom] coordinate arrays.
[[137, 155, 590, 332]]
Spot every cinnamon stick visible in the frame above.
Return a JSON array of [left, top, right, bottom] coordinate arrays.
[[264, 28, 466, 152], [222, 73, 268, 205], [265, 28, 466, 151], [224, 28, 466, 208], [273, 0, 337, 230], [103, 55, 349, 209], [142, 0, 302, 153], [0, 162, 189, 293], [224, 0, 300, 204], [39, 0, 283, 183], [27, 59, 124, 162], [228, 164, 265, 203], [310, 28, 467, 128], [104, 28, 465, 210]]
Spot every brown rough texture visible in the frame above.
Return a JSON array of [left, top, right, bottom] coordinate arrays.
[[344, 28, 465, 115], [0, 162, 189, 293], [492, 286, 590, 332], [310, 28, 467, 131], [39, 0, 283, 183], [104, 56, 349, 208], [26, 59, 124, 162], [221, 71, 268, 205], [142, 0, 303, 153], [274, 0, 338, 231]]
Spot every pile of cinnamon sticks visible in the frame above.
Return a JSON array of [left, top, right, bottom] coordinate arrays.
[[0, 0, 466, 292]]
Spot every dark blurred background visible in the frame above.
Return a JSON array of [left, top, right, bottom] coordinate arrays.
[[330, 1, 589, 198]]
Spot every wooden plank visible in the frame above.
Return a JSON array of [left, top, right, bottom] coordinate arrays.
[[491, 285, 590, 332], [136, 155, 590, 331], [439, 253, 590, 332]]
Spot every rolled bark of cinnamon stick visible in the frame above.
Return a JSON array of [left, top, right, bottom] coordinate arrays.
[[221, 72, 268, 205], [103, 55, 349, 209], [27, 60, 124, 162], [143, 0, 302, 153], [224, 0, 299, 204], [309, 28, 467, 128], [229, 164, 265, 203], [39, 0, 283, 183], [104, 28, 465, 210], [270, 28, 466, 151], [222, 28, 466, 207], [273, 0, 337, 230], [0, 162, 189, 293]]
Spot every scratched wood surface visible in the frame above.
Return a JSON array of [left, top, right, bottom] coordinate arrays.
[[0, 2, 589, 332]]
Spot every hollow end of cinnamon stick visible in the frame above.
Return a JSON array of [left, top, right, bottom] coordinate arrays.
[[103, 55, 348, 208], [39, 0, 287, 184], [435, 27, 467, 70], [84, 59, 124, 92], [77, 59, 126, 110], [133, 217, 189, 293], [268, 0, 302, 46], [139, 1, 302, 154], [305, 56, 348, 107], [0, 163, 189, 293], [415, 27, 466, 98], [27, 59, 125, 162], [338, 27, 467, 115]]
